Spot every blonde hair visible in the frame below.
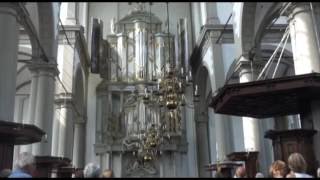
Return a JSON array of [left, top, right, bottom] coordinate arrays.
[[100, 169, 113, 178], [269, 160, 287, 177], [288, 153, 307, 173], [235, 166, 246, 178]]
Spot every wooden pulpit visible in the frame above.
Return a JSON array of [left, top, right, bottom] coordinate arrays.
[[0, 120, 45, 170], [205, 161, 243, 177], [264, 129, 318, 176], [227, 151, 259, 178], [57, 166, 75, 178], [34, 156, 72, 178]]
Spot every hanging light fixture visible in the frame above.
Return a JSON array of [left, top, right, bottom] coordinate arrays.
[[120, 3, 195, 169]]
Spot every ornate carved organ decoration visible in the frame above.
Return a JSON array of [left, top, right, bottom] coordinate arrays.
[[93, 3, 192, 176]]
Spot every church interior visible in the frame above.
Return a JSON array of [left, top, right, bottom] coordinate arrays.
[[1, 2, 320, 178]]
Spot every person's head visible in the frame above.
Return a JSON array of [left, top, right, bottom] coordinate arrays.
[[0, 168, 11, 178], [317, 167, 320, 178], [83, 163, 101, 178], [286, 171, 296, 178], [255, 172, 264, 178], [288, 153, 307, 173], [100, 169, 113, 178], [269, 160, 288, 178], [74, 169, 84, 178], [214, 171, 224, 178], [14, 152, 36, 175], [235, 166, 246, 178]]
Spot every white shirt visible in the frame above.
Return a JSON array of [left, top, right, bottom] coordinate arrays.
[[294, 172, 313, 178]]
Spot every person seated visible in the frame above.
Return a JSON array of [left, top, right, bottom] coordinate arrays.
[[214, 171, 224, 178], [287, 152, 312, 178], [214, 166, 224, 178], [8, 152, 36, 178], [74, 169, 84, 178], [100, 169, 113, 178], [83, 163, 101, 178], [286, 171, 296, 178], [0, 169, 12, 178], [269, 160, 288, 178], [255, 172, 264, 178], [234, 166, 246, 178]]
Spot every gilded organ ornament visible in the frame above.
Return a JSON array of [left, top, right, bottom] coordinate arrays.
[[94, 3, 193, 176]]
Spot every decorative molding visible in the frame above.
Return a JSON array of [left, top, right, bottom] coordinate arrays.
[[0, 6, 18, 19], [94, 141, 188, 154], [58, 25, 84, 45], [54, 93, 73, 105], [27, 61, 59, 76], [19, 24, 90, 75], [190, 23, 288, 77]]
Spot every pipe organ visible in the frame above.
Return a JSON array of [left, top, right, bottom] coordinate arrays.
[[94, 6, 190, 177]]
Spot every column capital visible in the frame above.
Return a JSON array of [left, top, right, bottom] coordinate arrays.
[[235, 55, 259, 71], [58, 25, 84, 45], [286, 3, 312, 20], [27, 61, 59, 76], [0, 3, 19, 11], [54, 93, 73, 105], [74, 112, 87, 124], [234, 55, 263, 79], [0, 3, 19, 20], [0, 3, 31, 21]]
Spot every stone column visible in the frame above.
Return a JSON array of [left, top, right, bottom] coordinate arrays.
[[184, 85, 198, 177], [51, 103, 61, 156], [0, 5, 19, 122], [288, 3, 320, 75], [56, 94, 74, 160], [199, 2, 207, 26], [208, 29, 228, 162], [21, 66, 40, 153], [215, 116, 227, 160], [288, 2, 320, 163], [100, 153, 110, 172], [200, 2, 219, 25], [13, 96, 28, 165], [73, 118, 86, 168], [195, 117, 211, 177], [239, 62, 261, 151], [66, 2, 77, 25], [195, 78, 211, 177], [28, 63, 58, 156], [191, 3, 202, 42]]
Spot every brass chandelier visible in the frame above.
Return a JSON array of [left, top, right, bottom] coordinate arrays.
[[132, 3, 187, 163], [121, 3, 199, 171], [135, 67, 190, 163]]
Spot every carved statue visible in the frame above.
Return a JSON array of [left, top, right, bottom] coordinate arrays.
[[125, 156, 157, 176]]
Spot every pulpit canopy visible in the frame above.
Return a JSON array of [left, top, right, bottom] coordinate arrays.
[[210, 73, 320, 118], [0, 120, 45, 145]]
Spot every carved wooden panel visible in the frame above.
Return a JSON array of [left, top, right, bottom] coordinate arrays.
[[265, 129, 318, 176], [0, 143, 14, 170]]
